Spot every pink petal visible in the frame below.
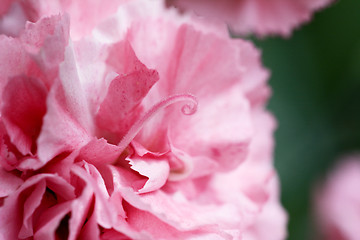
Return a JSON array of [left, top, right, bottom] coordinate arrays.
[[0, 0, 12, 15], [19, 180, 46, 238], [78, 138, 122, 166], [34, 202, 72, 240], [128, 156, 170, 193], [243, 177, 287, 240], [77, 203, 100, 240], [1, 76, 47, 155], [169, 84, 253, 173], [37, 44, 94, 165], [0, 36, 29, 101], [168, 0, 334, 37], [0, 168, 23, 197], [96, 41, 159, 135], [119, 188, 235, 239], [71, 163, 116, 229], [0, 1, 28, 37], [36, 81, 91, 165], [58, 0, 128, 39], [0, 174, 75, 240], [128, 22, 245, 98], [68, 177, 95, 240], [315, 157, 360, 240]]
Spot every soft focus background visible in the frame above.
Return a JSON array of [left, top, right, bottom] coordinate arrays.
[[251, 0, 360, 239]]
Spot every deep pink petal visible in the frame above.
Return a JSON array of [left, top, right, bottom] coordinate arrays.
[[0, 174, 75, 239], [34, 202, 72, 240], [0, 168, 23, 197], [1, 76, 47, 155], [19, 180, 46, 238], [0, 0, 12, 15], [96, 41, 159, 135]]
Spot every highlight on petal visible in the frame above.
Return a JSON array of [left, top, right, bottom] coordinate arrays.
[[128, 156, 170, 193]]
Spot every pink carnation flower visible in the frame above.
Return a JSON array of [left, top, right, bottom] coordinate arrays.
[[315, 156, 360, 240], [166, 0, 334, 37], [0, 0, 286, 239]]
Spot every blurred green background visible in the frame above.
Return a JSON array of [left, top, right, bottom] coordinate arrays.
[[253, 0, 360, 239]]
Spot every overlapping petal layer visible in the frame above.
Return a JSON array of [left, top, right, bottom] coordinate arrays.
[[0, 0, 286, 239]]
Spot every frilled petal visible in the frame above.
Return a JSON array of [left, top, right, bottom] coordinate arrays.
[[96, 43, 159, 134], [167, 0, 334, 37], [128, 21, 246, 98]]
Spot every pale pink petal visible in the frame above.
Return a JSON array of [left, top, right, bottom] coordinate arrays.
[[168, 0, 334, 37], [315, 157, 360, 240], [37, 43, 95, 164], [0, 36, 29, 101], [72, 39, 109, 114], [21, 14, 70, 86], [243, 177, 287, 240], [169, 84, 253, 173], [58, 0, 128, 39], [0, 1, 28, 37], [37, 81, 91, 165], [118, 188, 235, 239], [128, 22, 245, 98], [128, 156, 170, 193]]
